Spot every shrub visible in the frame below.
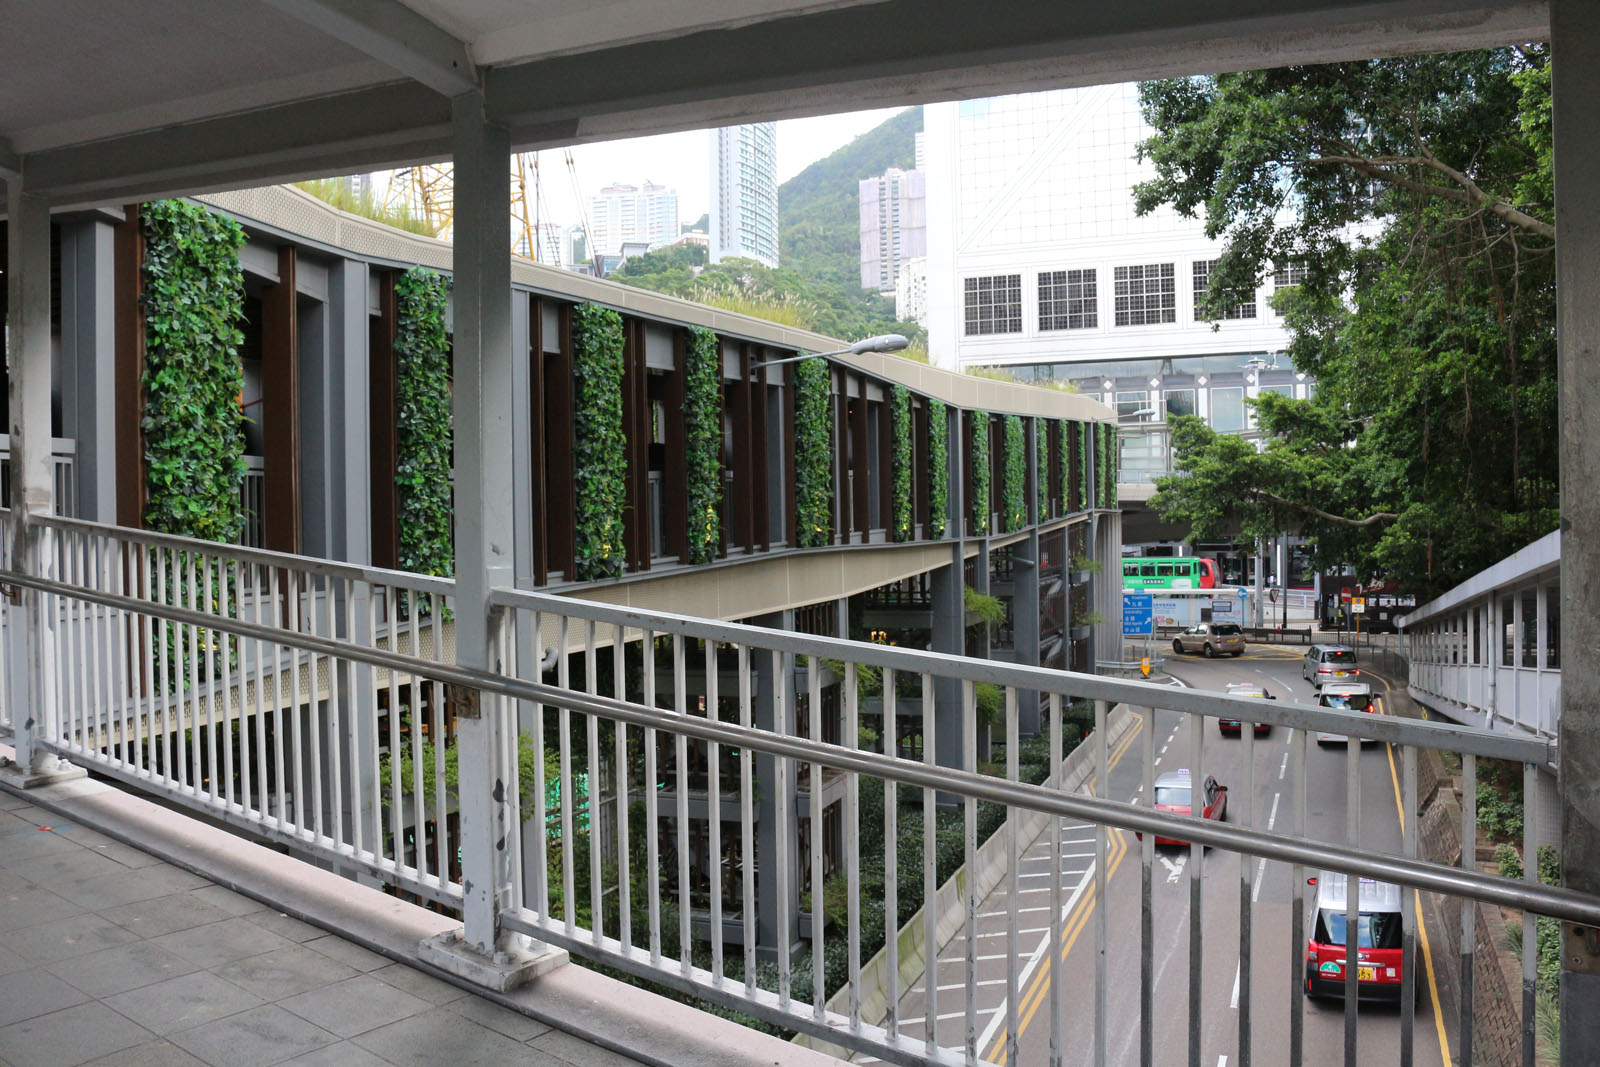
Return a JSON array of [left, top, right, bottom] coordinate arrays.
[[393, 268, 454, 581], [570, 304, 627, 579], [682, 326, 722, 563]]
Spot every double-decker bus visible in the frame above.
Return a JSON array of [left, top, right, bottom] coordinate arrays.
[[1122, 557, 1218, 591]]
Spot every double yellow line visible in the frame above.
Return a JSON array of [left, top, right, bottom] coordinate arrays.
[[984, 710, 1143, 1064]]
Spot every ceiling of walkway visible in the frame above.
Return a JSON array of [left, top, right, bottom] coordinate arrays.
[[1, 0, 1547, 208]]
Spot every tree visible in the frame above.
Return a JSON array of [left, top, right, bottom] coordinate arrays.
[[1136, 49, 1556, 597]]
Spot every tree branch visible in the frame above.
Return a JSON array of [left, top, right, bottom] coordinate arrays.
[[1307, 153, 1555, 241], [1253, 490, 1400, 527]]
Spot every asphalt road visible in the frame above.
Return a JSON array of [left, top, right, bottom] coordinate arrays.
[[875, 646, 1456, 1067]]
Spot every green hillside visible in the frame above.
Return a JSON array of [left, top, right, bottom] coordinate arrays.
[[780, 107, 922, 292], [612, 109, 923, 342]]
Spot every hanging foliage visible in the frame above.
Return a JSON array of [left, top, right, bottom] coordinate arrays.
[[1055, 418, 1069, 511], [683, 326, 723, 564], [140, 199, 248, 543], [927, 398, 948, 539], [890, 386, 914, 542], [793, 357, 834, 547], [1035, 420, 1048, 519], [1078, 421, 1093, 512], [970, 412, 991, 537], [1003, 415, 1026, 531], [394, 268, 455, 582], [1101, 423, 1118, 509], [571, 304, 628, 580]]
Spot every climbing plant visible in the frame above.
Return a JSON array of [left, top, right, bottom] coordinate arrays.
[[1101, 423, 1118, 509], [1035, 420, 1048, 519], [793, 357, 834, 547], [1002, 414, 1026, 531], [140, 199, 248, 544], [890, 386, 913, 542], [394, 268, 454, 583], [927, 399, 948, 539], [571, 304, 628, 579], [683, 326, 722, 564], [1055, 419, 1069, 510], [969, 412, 991, 536], [1078, 421, 1093, 512]]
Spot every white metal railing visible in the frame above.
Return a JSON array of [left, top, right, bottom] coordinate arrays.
[[0, 436, 79, 518], [239, 455, 266, 549], [2, 513, 1595, 1067]]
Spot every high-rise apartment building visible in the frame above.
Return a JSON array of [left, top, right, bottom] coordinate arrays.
[[859, 167, 926, 293], [588, 181, 679, 257], [709, 123, 779, 268]]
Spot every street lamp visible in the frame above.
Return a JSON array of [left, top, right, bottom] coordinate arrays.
[[752, 333, 910, 369]]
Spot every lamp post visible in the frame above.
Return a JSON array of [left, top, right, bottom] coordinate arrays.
[[751, 333, 910, 369]]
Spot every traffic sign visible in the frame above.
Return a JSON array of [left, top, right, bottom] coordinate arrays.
[[1122, 592, 1154, 636], [1351, 597, 1366, 615], [1236, 587, 1249, 599]]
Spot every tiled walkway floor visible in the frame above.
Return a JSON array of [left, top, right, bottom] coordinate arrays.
[[0, 789, 644, 1067]]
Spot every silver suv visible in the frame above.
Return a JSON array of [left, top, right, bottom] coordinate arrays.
[[1302, 644, 1359, 689], [1172, 622, 1246, 657]]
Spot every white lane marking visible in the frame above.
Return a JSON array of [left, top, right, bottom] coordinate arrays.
[[1252, 856, 1268, 903], [973, 857, 1100, 1057], [1230, 963, 1240, 1009], [978, 906, 1051, 918], [1160, 855, 1186, 883], [1267, 792, 1281, 830], [1279, 752, 1289, 779], [898, 1011, 970, 1025], [1159, 744, 1170, 757], [1218, 1057, 1229, 1067]]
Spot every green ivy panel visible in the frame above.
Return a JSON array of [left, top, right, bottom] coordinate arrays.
[[394, 268, 455, 581], [793, 357, 834, 547], [970, 412, 991, 537], [140, 200, 248, 544], [571, 304, 627, 579], [1035, 420, 1048, 519], [927, 398, 948, 539], [1003, 414, 1026, 531], [683, 326, 722, 564], [890, 385, 913, 542]]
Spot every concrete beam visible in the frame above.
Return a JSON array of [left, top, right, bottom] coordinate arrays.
[[0, 136, 19, 181], [261, 0, 478, 97]]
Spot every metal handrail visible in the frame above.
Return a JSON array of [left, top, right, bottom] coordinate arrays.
[[5, 563, 1591, 928], [493, 586, 1552, 765]]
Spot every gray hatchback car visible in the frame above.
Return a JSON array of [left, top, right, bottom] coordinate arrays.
[[1302, 643, 1360, 689]]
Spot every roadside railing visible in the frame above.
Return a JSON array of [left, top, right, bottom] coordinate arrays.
[[0, 436, 80, 518], [1, 512, 1593, 1067]]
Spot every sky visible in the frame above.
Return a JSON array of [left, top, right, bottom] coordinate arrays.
[[520, 107, 909, 237]]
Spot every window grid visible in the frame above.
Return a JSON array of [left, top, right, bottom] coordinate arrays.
[[964, 274, 1023, 336], [1039, 269, 1097, 330], [1113, 263, 1175, 326], [1193, 260, 1257, 320]]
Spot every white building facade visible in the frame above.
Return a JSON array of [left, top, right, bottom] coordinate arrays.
[[859, 167, 927, 292], [896, 256, 928, 326], [710, 123, 780, 268], [588, 181, 680, 257]]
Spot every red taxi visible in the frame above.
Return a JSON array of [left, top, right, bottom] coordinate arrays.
[[1139, 769, 1227, 846], [1304, 872, 1405, 1001]]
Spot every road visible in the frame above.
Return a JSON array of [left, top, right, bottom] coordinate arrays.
[[873, 646, 1455, 1067]]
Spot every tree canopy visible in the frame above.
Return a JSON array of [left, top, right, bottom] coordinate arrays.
[[1136, 48, 1556, 598]]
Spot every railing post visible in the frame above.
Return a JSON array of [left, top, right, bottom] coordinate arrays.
[[1554, 2, 1600, 1059], [2, 168, 79, 788], [416, 88, 564, 989]]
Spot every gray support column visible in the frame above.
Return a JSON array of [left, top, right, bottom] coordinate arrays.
[[443, 90, 524, 963], [1552, 1, 1600, 1055], [297, 298, 333, 557], [932, 405, 966, 779], [57, 218, 117, 523], [4, 177, 71, 782], [1012, 529, 1041, 735], [1252, 536, 1266, 628], [509, 294, 534, 586], [753, 610, 799, 958]]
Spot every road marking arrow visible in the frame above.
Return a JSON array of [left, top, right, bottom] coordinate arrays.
[[1160, 855, 1186, 883]]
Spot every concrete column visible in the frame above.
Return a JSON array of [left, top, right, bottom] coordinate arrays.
[[1552, 1, 1600, 1054], [446, 89, 521, 960], [5, 179, 56, 777], [297, 298, 332, 557], [753, 610, 799, 958], [57, 218, 117, 523], [1252, 536, 1266, 627]]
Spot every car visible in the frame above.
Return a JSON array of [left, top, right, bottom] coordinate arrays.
[[1171, 622, 1247, 658], [1302, 643, 1360, 688], [1314, 682, 1376, 745], [1219, 682, 1276, 736], [1304, 871, 1405, 1001], [1138, 769, 1227, 846]]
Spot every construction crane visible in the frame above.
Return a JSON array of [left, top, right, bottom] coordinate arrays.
[[380, 153, 567, 265]]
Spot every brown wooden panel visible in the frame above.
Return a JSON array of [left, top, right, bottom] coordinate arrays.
[[547, 306, 576, 576], [852, 376, 869, 540], [783, 362, 796, 546], [113, 206, 146, 528], [664, 329, 688, 561], [620, 316, 645, 571], [753, 356, 770, 551], [834, 368, 850, 544], [733, 345, 753, 553], [529, 296, 548, 584], [261, 245, 299, 555], [368, 271, 398, 570]]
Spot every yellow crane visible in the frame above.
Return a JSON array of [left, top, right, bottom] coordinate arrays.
[[380, 153, 565, 264]]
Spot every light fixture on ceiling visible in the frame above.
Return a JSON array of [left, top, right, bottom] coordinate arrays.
[[1198, 375, 1209, 386]]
